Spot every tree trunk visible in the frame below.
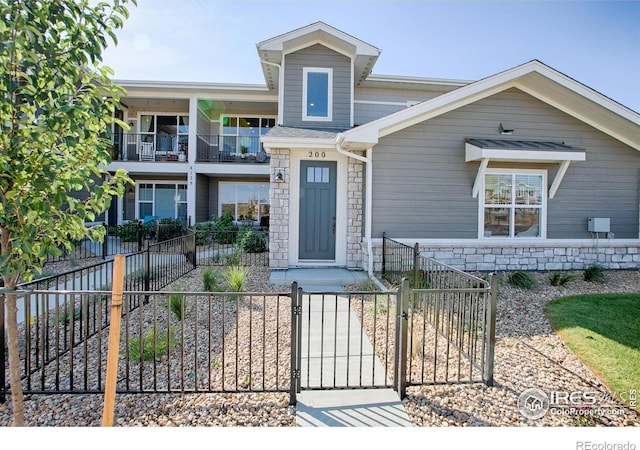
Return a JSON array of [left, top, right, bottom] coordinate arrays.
[[4, 289, 25, 426]]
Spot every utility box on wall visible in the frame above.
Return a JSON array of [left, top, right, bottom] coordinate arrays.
[[587, 218, 610, 233]]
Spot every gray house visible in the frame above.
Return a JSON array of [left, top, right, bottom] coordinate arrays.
[[259, 22, 640, 272], [107, 22, 640, 273]]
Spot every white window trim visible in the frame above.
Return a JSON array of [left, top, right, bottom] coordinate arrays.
[[219, 115, 277, 156], [137, 113, 190, 156], [302, 67, 333, 122], [478, 168, 547, 239], [136, 181, 188, 221]]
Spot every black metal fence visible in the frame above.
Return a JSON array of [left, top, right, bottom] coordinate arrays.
[[381, 234, 497, 390], [24, 232, 196, 294], [292, 288, 398, 392], [2, 289, 293, 399], [2, 277, 495, 406], [44, 221, 190, 264], [194, 229, 269, 267]]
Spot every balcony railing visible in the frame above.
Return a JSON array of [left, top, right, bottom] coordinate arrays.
[[111, 133, 188, 162], [109, 134, 270, 164], [196, 135, 269, 164]]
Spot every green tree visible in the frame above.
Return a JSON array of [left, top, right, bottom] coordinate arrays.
[[0, 0, 135, 426]]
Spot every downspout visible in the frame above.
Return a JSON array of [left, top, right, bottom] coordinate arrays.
[[335, 135, 376, 279]]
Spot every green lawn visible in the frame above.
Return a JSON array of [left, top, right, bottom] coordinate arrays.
[[544, 293, 640, 412]]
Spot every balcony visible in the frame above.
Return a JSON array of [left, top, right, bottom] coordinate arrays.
[[196, 135, 270, 164], [111, 133, 188, 162]]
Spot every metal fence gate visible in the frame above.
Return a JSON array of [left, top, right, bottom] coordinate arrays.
[[288, 274, 496, 402]]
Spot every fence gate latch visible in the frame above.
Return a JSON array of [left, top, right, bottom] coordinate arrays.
[[292, 369, 301, 379], [293, 305, 303, 315]]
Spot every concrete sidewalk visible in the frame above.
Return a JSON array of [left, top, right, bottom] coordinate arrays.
[[272, 268, 412, 427], [296, 389, 413, 427]]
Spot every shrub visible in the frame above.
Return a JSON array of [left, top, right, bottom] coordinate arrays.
[[157, 218, 185, 242], [170, 294, 185, 321], [212, 212, 238, 244], [548, 271, 578, 287], [584, 264, 606, 283], [224, 247, 242, 266], [128, 328, 178, 363], [225, 265, 248, 292], [203, 268, 223, 292], [118, 220, 140, 242], [141, 220, 157, 240], [194, 221, 214, 246], [508, 271, 538, 289], [237, 228, 267, 253]]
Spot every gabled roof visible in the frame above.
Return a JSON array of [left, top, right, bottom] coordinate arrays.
[[338, 60, 640, 152], [256, 21, 381, 90]]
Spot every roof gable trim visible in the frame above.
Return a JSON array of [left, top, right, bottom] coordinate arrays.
[[340, 60, 640, 152]]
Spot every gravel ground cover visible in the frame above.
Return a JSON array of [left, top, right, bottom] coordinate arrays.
[[1, 266, 639, 427], [401, 270, 640, 427]]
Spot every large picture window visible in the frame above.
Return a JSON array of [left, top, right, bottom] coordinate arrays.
[[482, 170, 545, 238], [137, 182, 187, 222], [303, 67, 332, 121], [219, 182, 270, 224]]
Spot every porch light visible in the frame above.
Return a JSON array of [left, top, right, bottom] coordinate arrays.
[[275, 170, 284, 182]]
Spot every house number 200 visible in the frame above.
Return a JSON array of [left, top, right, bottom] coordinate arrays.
[[308, 151, 326, 158]]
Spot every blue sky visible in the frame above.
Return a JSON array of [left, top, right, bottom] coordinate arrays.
[[102, 0, 640, 112]]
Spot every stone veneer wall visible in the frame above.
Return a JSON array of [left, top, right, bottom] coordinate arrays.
[[346, 155, 365, 269], [365, 240, 640, 273], [269, 149, 290, 269]]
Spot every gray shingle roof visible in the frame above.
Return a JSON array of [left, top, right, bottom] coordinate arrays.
[[263, 126, 341, 140]]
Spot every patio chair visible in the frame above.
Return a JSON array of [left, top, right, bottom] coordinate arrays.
[[139, 142, 154, 161]]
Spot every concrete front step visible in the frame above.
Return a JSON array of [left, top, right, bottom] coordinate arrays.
[[269, 268, 369, 291]]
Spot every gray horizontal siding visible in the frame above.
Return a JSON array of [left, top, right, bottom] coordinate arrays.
[[282, 44, 351, 129], [355, 103, 406, 126], [195, 174, 210, 223], [354, 84, 457, 125], [372, 88, 640, 239]]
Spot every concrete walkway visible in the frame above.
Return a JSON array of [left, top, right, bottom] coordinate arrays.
[[271, 268, 413, 427]]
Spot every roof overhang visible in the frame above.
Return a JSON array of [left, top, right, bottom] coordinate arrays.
[[465, 139, 586, 164], [465, 139, 586, 200], [256, 22, 381, 90], [338, 60, 640, 153], [260, 126, 339, 152]]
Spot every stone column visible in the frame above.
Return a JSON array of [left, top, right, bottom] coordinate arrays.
[[347, 153, 364, 269], [269, 149, 290, 269]]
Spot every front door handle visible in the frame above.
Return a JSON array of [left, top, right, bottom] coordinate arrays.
[[332, 216, 336, 234]]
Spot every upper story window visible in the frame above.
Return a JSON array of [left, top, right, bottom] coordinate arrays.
[[139, 114, 189, 153], [481, 169, 546, 238], [221, 116, 275, 155], [303, 68, 332, 121]]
